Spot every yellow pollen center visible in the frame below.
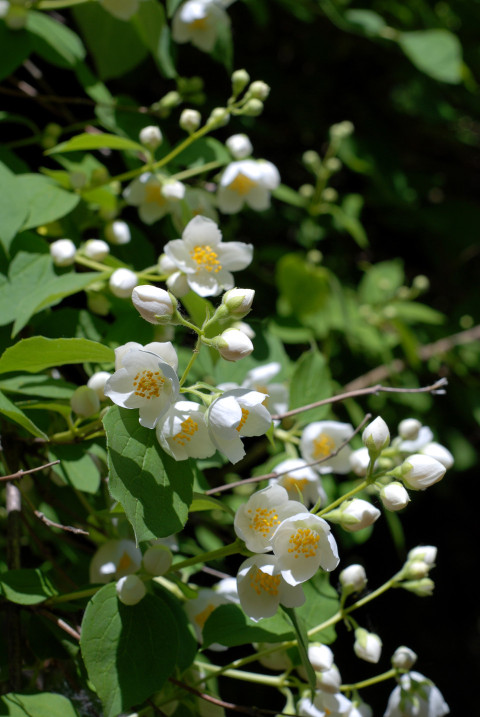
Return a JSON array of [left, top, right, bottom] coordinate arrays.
[[235, 407, 249, 432], [194, 603, 216, 629], [133, 370, 165, 399], [255, 384, 269, 407], [248, 507, 281, 536], [250, 567, 281, 596], [190, 16, 207, 30], [117, 552, 133, 571], [287, 527, 320, 559], [228, 172, 257, 196], [282, 476, 308, 493], [145, 183, 166, 206], [172, 416, 199, 446], [190, 245, 222, 273], [312, 432, 336, 460]]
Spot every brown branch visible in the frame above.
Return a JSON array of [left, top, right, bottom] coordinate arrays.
[[206, 414, 371, 496], [270, 377, 447, 421], [20, 488, 89, 536], [0, 460, 60, 482], [0, 85, 153, 115], [37, 609, 81, 641]]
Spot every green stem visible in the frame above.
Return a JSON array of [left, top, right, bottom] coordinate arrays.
[[172, 160, 226, 182], [169, 539, 243, 572], [316, 480, 368, 516], [194, 662, 291, 687], [75, 254, 111, 274], [341, 668, 397, 692], [343, 574, 401, 614], [45, 586, 100, 606], [179, 337, 202, 388]]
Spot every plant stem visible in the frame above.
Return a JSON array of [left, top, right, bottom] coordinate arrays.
[[169, 539, 244, 572], [44, 586, 100, 606], [316, 480, 368, 516], [341, 667, 397, 692], [194, 661, 291, 687]]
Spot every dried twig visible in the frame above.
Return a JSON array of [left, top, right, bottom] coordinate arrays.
[[0, 460, 60, 482], [37, 609, 81, 641]]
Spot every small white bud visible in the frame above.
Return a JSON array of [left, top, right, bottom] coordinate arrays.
[[226, 134, 253, 159], [421, 442, 454, 469], [161, 180, 185, 201], [330, 120, 354, 139], [405, 560, 430, 580], [380, 482, 410, 511], [70, 386, 100, 417], [231, 69, 250, 95], [105, 220, 131, 245], [316, 664, 341, 693], [87, 371, 112, 401], [139, 125, 163, 150], [249, 80, 270, 100], [142, 544, 172, 576], [208, 107, 230, 127], [339, 499, 381, 532], [401, 454, 446, 490], [232, 321, 255, 339], [308, 644, 334, 673], [179, 109, 201, 133], [354, 628, 382, 664], [214, 328, 253, 362], [401, 578, 435, 597], [116, 575, 146, 606], [398, 418, 421, 440], [349, 447, 371, 477], [392, 646, 417, 670], [339, 564, 367, 594], [109, 268, 138, 298], [362, 416, 390, 454], [407, 545, 437, 566], [131, 285, 175, 324], [242, 98, 263, 117], [50, 239, 76, 267], [166, 271, 190, 298], [222, 288, 255, 318], [84, 239, 110, 261]]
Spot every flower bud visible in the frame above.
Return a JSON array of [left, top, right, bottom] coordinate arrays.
[[249, 80, 270, 100], [232, 320, 255, 339], [139, 125, 163, 150], [421, 442, 454, 469], [161, 180, 185, 200], [349, 447, 371, 477], [392, 646, 417, 670], [109, 268, 138, 298], [132, 285, 175, 324], [166, 271, 190, 298], [4, 4, 28, 30], [226, 134, 253, 160], [87, 292, 111, 316], [50, 238, 76, 267], [214, 328, 253, 362], [339, 499, 381, 532], [222, 288, 255, 318], [401, 578, 435, 597], [242, 99, 264, 117], [380, 482, 410, 511], [354, 628, 382, 664], [156, 90, 181, 111], [70, 386, 100, 417], [330, 120, 354, 140], [179, 108, 201, 133], [398, 418, 421, 440], [405, 560, 430, 579], [84, 239, 110, 261], [142, 544, 172, 576], [339, 564, 367, 594], [401, 454, 446, 490], [105, 220, 131, 245], [207, 107, 230, 127], [116, 575, 146, 605], [231, 69, 250, 95], [322, 187, 338, 203], [87, 371, 112, 401], [308, 644, 334, 673], [362, 416, 390, 455], [407, 545, 437, 566], [316, 664, 341, 693], [256, 644, 292, 671]]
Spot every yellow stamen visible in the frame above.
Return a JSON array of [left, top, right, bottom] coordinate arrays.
[[172, 416, 199, 446], [282, 476, 308, 493], [228, 172, 257, 196], [312, 432, 335, 460], [287, 527, 320, 559], [250, 566, 281, 596], [190, 245, 221, 273], [190, 16, 207, 30], [248, 507, 281, 536], [194, 603, 216, 629], [235, 407, 249, 432], [133, 370, 165, 399], [145, 183, 167, 206], [117, 552, 133, 571]]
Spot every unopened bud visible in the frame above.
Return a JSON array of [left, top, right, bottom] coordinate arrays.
[[249, 80, 270, 100], [139, 125, 163, 151], [413, 274, 429, 292], [354, 628, 382, 664], [338, 499, 381, 532], [316, 664, 341, 693], [242, 99, 264, 117], [401, 454, 446, 490], [231, 68, 250, 95], [85, 239, 110, 261], [208, 107, 230, 127], [131, 285, 175, 324], [380, 482, 410, 511], [222, 288, 255, 318], [321, 187, 338, 203], [405, 560, 430, 580], [50, 239, 76, 267], [105, 220, 131, 245], [109, 268, 138, 298], [179, 108, 201, 133], [308, 644, 334, 673], [392, 646, 417, 670], [401, 578, 435, 597], [398, 418, 421, 440], [362, 416, 390, 456], [87, 371, 112, 401], [143, 544, 173, 576], [214, 328, 253, 362], [71, 386, 100, 417], [330, 120, 354, 140], [116, 575, 146, 605], [407, 545, 437, 566], [158, 91, 181, 110], [339, 564, 367, 594], [421, 442, 454, 469], [226, 134, 253, 159], [349, 447, 371, 477]]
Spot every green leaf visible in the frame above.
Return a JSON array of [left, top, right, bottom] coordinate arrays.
[[0, 692, 79, 717], [104, 406, 194, 542], [173, 137, 231, 168], [0, 374, 75, 400], [0, 164, 28, 252], [283, 607, 316, 694], [288, 351, 332, 425], [344, 9, 386, 36], [0, 569, 57, 605], [48, 444, 101, 494], [189, 492, 231, 513], [0, 26, 33, 82], [47, 132, 145, 155], [152, 584, 197, 672], [27, 11, 86, 68], [276, 254, 330, 319], [166, 0, 183, 18], [81, 584, 178, 717], [391, 301, 445, 325], [272, 184, 307, 208], [0, 337, 114, 374], [296, 573, 339, 644], [15, 174, 80, 231], [358, 260, 404, 304], [0, 390, 48, 439], [398, 30, 463, 84], [203, 604, 294, 648]]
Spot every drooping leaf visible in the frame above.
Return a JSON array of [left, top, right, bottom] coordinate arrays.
[[47, 132, 145, 156], [288, 351, 332, 425], [0, 692, 79, 717], [48, 444, 101, 494], [0, 374, 76, 400], [0, 337, 114, 374], [283, 607, 316, 694], [0, 390, 48, 439], [27, 11, 86, 68], [344, 9, 386, 36], [0, 569, 57, 605], [398, 29, 463, 84]]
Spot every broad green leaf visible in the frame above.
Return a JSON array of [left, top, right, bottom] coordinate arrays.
[[0, 569, 57, 605], [81, 583, 178, 717], [152, 583, 197, 672], [189, 492, 230, 513], [0, 390, 48, 439], [0, 252, 52, 327], [133, 0, 166, 53], [0, 374, 75, 400], [276, 254, 330, 319], [166, 0, 183, 17], [392, 301, 445, 325], [48, 444, 101, 494], [0, 164, 28, 252], [75, 64, 118, 132], [398, 30, 463, 84], [104, 406, 194, 542], [0, 337, 114, 374], [0, 26, 33, 82], [47, 132, 145, 156], [344, 9, 386, 36], [16, 174, 80, 230], [203, 604, 294, 648], [296, 573, 340, 644], [283, 607, 316, 694], [27, 11, 86, 68], [288, 351, 332, 425], [0, 692, 79, 717], [358, 259, 404, 304]]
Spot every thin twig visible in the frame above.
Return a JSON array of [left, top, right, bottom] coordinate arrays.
[[0, 460, 60, 482], [270, 377, 447, 421], [206, 414, 371, 495], [0, 85, 154, 115], [37, 609, 81, 641], [20, 488, 89, 536]]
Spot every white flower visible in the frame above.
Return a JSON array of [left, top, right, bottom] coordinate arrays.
[[339, 499, 381, 532], [207, 388, 271, 463], [300, 421, 354, 474], [89, 539, 142, 584], [214, 576, 240, 604], [114, 341, 178, 372], [70, 386, 100, 417], [308, 644, 334, 673], [272, 512, 340, 585], [349, 447, 371, 477], [401, 454, 446, 490], [380, 482, 410, 511], [362, 416, 390, 454], [354, 628, 382, 664], [99, 0, 142, 20], [163, 215, 253, 297], [399, 425, 433, 453], [124, 173, 185, 225], [139, 125, 163, 150], [384, 671, 450, 717], [172, 0, 231, 53], [339, 564, 367, 594], [84, 239, 110, 261], [156, 400, 216, 460], [104, 347, 180, 429], [269, 458, 326, 507], [241, 362, 289, 418], [214, 328, 254, 361], [50, 238, 76, 267], [109, 268, 138, 298], [420, 442, 454, 469], [87, 371, 112, 401], [132, 285, 174, 324], [391, 646, 417, 670], [180, 108, 202, 133], [298, 692, 353, 717], [316, 664, 342, 694], [234, 484, 305, 553], [142, 544, 172, 576], [217, 159, 280, 213], [398, 418, 422, 440], [236, 554, 305, 622], [226, 134, 253, 159], [116, 575, 146, 605], [105, 219, 131, 245]]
